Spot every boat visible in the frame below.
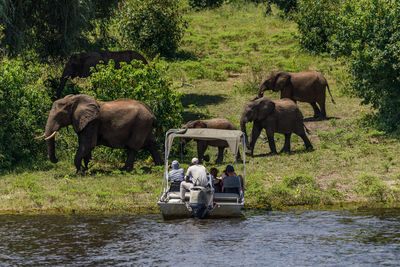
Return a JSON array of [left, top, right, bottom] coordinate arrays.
[[157, 128, 246, 219]]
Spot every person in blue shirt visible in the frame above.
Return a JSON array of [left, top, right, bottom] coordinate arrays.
[[168, 160, 185, 182]]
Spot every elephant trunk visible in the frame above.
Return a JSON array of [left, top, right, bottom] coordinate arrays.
[[240, 118, 250, 149], [45, 119, 59, 164]]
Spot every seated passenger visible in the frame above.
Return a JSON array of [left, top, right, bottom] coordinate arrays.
[[168, 160, 184, 191], [180, 158, 208, 202], [222, 165, 244, 194], [210, 167, 222, 193]]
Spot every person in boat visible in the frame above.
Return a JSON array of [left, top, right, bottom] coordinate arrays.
[[222, 165, 244, 193], [210, 167, 222, 193], [168, 160, 185, 191], [180, 157, 209, 202]]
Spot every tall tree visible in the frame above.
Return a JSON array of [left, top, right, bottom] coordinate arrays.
[[0, 0, 119, 60]]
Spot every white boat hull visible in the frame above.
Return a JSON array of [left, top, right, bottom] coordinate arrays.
[[157, 201, 244, 220]]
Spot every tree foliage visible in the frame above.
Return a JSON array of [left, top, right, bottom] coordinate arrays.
[[295, 0, 339, 53], [0, 59, 51, 170], [296, 0, 400, 132], [271, 0, 297, 14], [188, 0, 223, 9], [0, 0, 119, 59], [83, 60, 183, 139], [117, 0, 187, 58]]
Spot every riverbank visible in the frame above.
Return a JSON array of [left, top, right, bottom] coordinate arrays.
[[1, 3, 400, 214]]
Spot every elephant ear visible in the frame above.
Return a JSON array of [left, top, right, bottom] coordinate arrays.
[[273, 72, 291, 92], [256, 98, 275, 121], [72, 95, 100, 133]]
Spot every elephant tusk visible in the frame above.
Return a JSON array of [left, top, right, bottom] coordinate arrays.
[[45, 131, 57, 141], [34, 134, 46, 140]]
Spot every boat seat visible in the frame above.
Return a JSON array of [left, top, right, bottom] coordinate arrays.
[[169, 181, 182, 192], [222, 176, 241, 195], [168, 192, 240, 202], [214, 193, 240, 202], [168, 192, 190, 200]]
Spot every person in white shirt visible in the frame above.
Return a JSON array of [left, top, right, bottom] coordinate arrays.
[[179, 157, 208, 202]]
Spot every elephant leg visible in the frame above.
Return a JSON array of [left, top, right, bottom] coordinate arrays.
[[197, 141, 208, 163], [75, 125, 97, 174], [280, 133, 291, 153], [266, 132, 277, 155], [216, 147, 224, 164], [122, 149, 137, 172], [318, 101, 327, 118], [83, 152, 92, 170], [144, 133, 162, 165], [310, 102, 321, 118], [75, 143, 91, 174], [299, 133, 313, 150], [247, 126, 262, 156], [236, 150, 242, 162]]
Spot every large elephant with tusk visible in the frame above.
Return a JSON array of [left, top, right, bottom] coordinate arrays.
[[37, 94, 162, 173]]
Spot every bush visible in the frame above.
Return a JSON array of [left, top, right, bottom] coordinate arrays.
[[355, 174, 388, 202], [296, 0, 340, 53], [296, 0, 400, 132], [338, 1, 400, 132], [264, 173, 324, 208], [189, 0, 223, 9], [271, 0, 297, 14], [117, 0, 187, 58], [83, 60, 183, 140], [0, 59, 51, 170]]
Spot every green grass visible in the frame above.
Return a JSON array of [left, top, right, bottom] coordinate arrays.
[[1, 2, 400, 214]]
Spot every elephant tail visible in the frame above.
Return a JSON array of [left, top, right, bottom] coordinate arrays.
[[304, 123, 311, 135], [326, 82, 336, 104]]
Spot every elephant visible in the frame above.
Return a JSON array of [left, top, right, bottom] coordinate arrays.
[[57, 50, 148, 98], [181, 118, 237, 164], [38, 94, 162, 173], [258, 70, 335, 118], [240, 97, 313, 156]]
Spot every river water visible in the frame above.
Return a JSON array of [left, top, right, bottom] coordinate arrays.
[[1, 209, 400, 266]]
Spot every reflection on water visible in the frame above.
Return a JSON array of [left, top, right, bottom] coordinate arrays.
[[1, 209, 400, 266]]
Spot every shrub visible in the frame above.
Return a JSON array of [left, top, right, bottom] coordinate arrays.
[[271, 0, 297, 14], [83, 60, 183, 140], [263, 173, 326, 208], [344, 1, 400, 132], [296, 0, 340, 53], [0, 59, 51, 170], [355, 174, 388, 202], [189, 0, 223, 9], [117, 0, 187, 58]]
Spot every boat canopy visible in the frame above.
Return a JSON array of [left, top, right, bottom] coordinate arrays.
[[165, 128, 244, 159]]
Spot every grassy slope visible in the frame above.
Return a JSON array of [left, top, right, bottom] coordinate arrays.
[[1, 3, 400, 213]]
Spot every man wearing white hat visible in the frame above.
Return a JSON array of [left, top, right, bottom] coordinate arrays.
[[180, 157, 208, 202]]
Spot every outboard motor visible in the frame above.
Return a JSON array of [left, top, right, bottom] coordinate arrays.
[[189, 186, 208, 219]]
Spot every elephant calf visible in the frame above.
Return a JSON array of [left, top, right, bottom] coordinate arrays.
[[240, 97, 313, 156], [40, 94, 162, 173], [258, 70, 335, 118], [182, 118, 237, 163]]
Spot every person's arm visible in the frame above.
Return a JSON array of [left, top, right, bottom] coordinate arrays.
[[185, 167, 192, 183]]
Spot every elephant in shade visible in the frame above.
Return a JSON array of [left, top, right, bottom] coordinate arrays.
[[57, 50, 148, 98], [240, 97, 313, 156], [38, 94, 162, 173], [258, 70, 335, 118], [181, 118, 237, 164]]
